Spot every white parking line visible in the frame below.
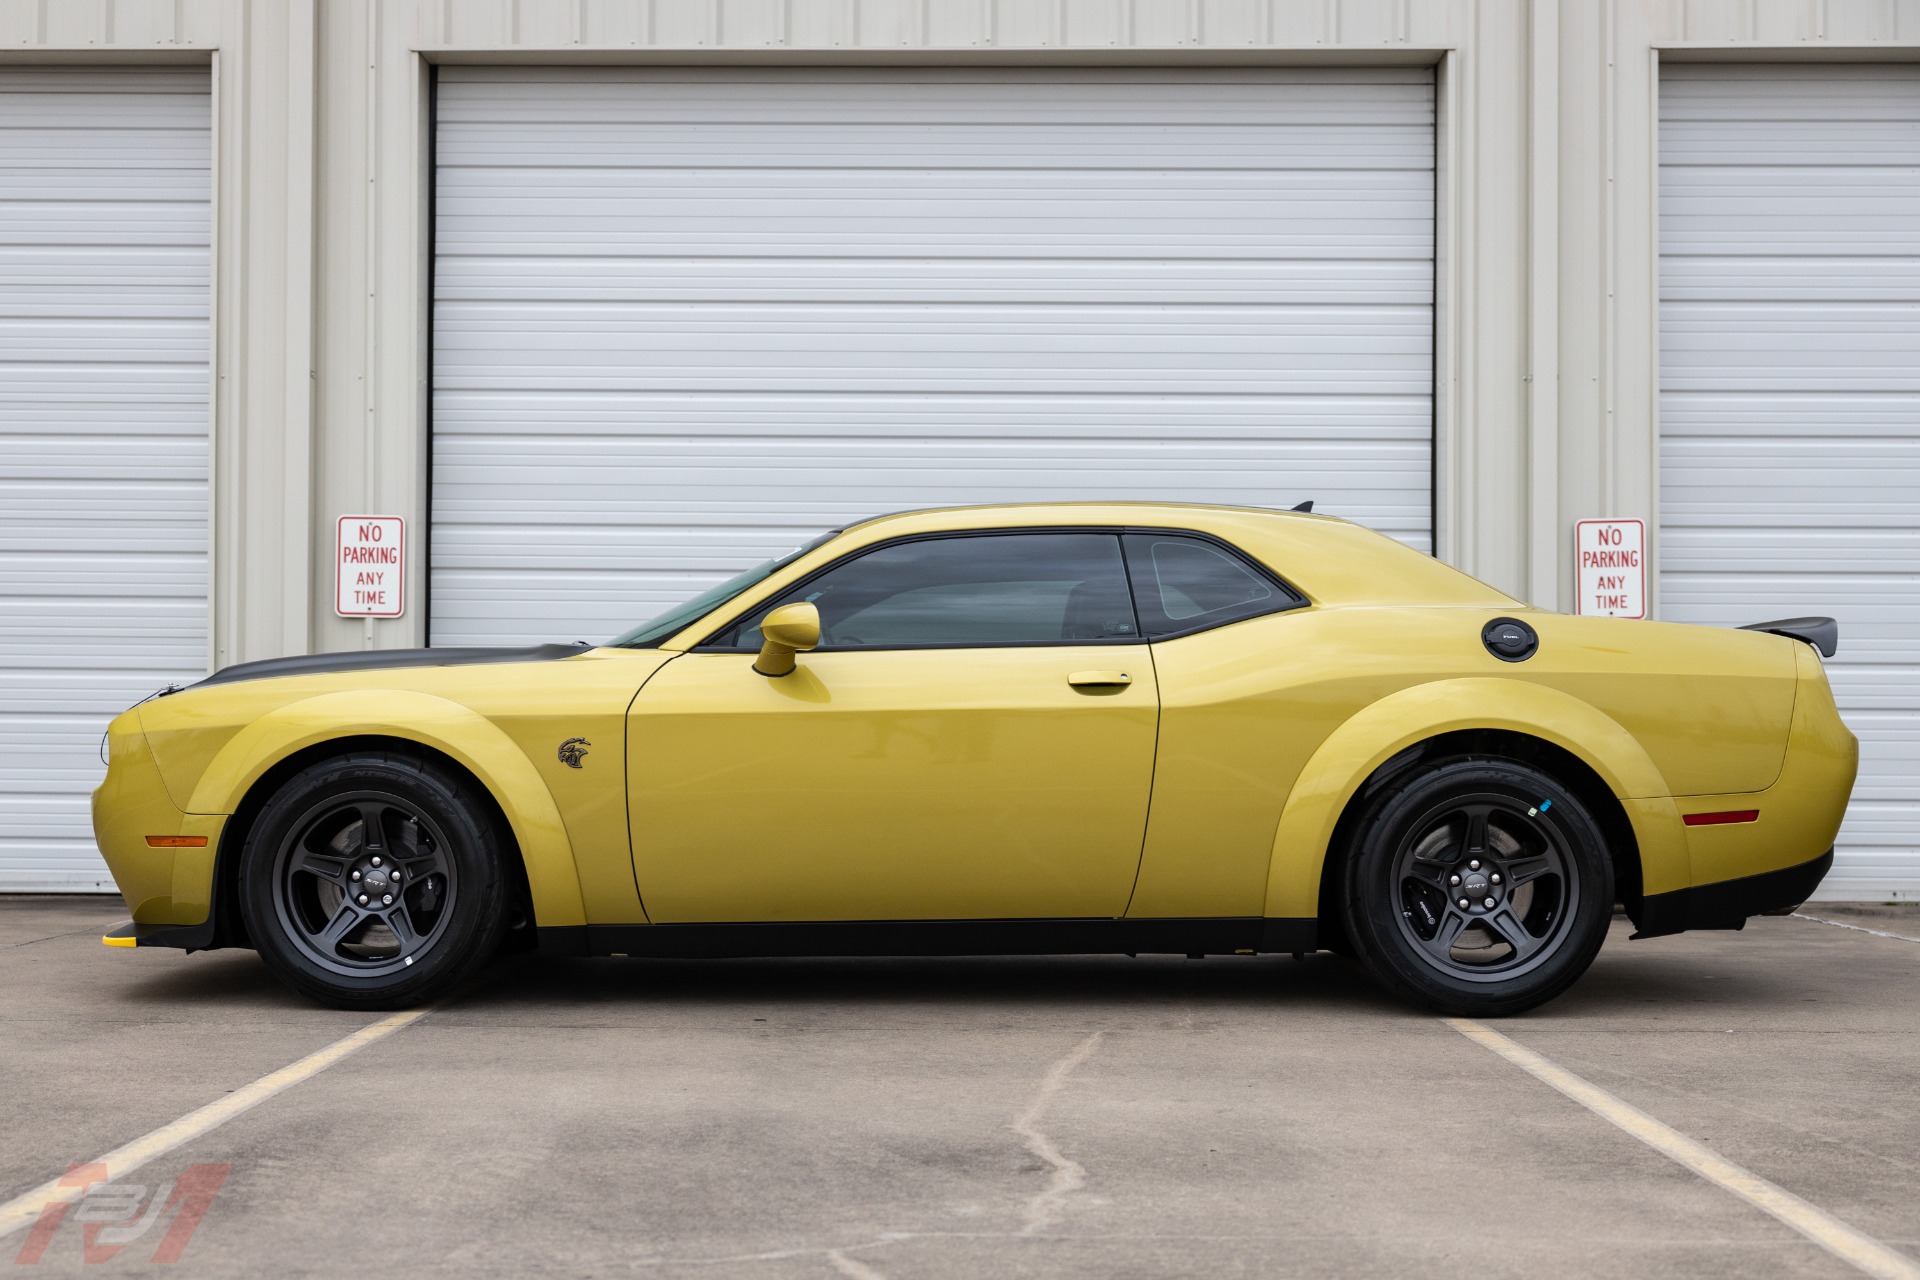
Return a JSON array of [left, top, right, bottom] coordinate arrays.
[[0, 1007, 431, 1240], [1446, 1017, 1920, 1280], [1792, 913, 1920, 945]]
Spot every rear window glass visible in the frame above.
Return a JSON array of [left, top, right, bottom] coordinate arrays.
[[1123, 534, 1302, 638]]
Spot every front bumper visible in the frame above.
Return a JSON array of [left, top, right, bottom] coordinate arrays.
[[102, 917, 221, 951], [93, 709, 226, 930]]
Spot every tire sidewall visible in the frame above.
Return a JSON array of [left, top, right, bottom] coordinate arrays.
[[239, 753, 508, 1009], [1343, 759, 1615, 1016]]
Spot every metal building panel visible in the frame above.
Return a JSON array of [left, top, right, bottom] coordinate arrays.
[[0, 68, 210, 891], [431, 66, 1435, 648], [1660, 63, 1920, 899]]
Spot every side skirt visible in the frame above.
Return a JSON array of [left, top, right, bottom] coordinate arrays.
[[537, 917, 1319, 960]]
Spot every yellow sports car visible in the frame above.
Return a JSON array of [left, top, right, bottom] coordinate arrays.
[[95, 503, 1856, 1015]]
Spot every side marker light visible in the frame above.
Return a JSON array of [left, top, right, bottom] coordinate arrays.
[[145, 835, 209, 848], [1682, 810, 1760, 827]]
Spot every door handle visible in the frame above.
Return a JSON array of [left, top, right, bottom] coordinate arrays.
[[1068, 670, 1133, 689]]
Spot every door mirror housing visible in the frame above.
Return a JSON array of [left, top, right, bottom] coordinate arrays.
[[753, 602, 821, 677]]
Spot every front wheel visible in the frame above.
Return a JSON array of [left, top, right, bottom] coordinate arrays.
[[1339, 758, 1614, 1016], [238, 752, 511, 1009]]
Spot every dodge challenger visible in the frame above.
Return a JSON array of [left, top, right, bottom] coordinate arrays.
[[94, 503, 1856, 1015]]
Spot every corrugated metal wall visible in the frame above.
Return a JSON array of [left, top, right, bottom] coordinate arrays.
[[429, 65, 1434, 646], [0, 1, 1916, 896], [0, 68, 211, 891], [1659, 63, 1920, 898]]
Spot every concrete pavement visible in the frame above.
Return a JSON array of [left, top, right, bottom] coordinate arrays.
[[2, 896, 1916, 1278]]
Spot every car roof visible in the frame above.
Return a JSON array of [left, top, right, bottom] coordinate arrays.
[[843, 499, 1319, 529]]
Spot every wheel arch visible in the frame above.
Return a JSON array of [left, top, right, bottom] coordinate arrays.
[[1261, 678, 1689, 927], [192, 691, 587, 939]]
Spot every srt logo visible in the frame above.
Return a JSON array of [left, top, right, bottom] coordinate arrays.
[[557, 738, 590, 769]]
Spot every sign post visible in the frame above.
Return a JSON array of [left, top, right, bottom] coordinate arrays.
[[1574, 518, 1645, 618], [336, 515, 405, 618]]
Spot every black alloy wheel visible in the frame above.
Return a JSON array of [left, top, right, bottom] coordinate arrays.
[[1339, 758, 1614, 1016], [239, 752, 510, 1009]]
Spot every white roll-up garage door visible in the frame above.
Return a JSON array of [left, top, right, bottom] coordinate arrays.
[[1660, 64, 1920, 899], [0, 69, 210, 891], [431, 67, 1434, 647]]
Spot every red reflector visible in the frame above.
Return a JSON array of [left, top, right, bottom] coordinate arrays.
[[145, 835, 208, 848], [1682, 810, 1759, 827]]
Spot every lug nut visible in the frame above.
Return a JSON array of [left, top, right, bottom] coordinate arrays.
[[381, 894, 393, 906], [1458, 898, 1470, 909], [390, 869, 400, 880], [350, 870, 361, 881], [1491, 873, 1502, 885], [1449, 874, 1461, 885], [357, 894, 369, 906], [1484, 897, 1496, 909], [1469, 859, 1482, 871], [370, 856, 382, 867]]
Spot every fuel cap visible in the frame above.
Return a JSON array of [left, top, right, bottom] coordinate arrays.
[[1482, 616, 1539, 662]]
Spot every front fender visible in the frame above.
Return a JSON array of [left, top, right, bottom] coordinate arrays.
[[188, 689, 587, 929], [1261, 678, 1689, 919]]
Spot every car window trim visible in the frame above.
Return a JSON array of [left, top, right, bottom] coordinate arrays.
[[685, 525, 1308, 654]]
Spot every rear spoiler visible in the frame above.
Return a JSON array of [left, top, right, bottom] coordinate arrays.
[[1739, 616, 1837, 658]]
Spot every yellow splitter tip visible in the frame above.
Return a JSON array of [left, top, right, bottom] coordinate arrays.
[[102, 934, 137, 948]]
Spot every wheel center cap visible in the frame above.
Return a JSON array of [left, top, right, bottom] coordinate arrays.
[[1462, 871, 1492, 900]]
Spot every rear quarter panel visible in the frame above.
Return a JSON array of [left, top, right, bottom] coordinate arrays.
[[1130, 605, 1793, 919], [1527, 615, 1796, 797]]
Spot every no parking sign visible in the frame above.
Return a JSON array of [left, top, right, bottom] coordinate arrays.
[[336, 515, 405, 618], [1574, 519, 1645, 618]]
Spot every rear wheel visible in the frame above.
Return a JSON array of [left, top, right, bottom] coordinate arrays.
[[239, 752, 510, 1010], [1339, 758, 1613, 1016]]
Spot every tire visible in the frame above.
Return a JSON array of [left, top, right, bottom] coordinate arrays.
[[1338, 758, 1614, 1016], [238, 751, 511, 1010]]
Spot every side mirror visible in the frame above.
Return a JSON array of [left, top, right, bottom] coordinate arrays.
[[753, 602, 820, 677]]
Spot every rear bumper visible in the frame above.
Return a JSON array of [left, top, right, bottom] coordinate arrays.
[[1631, 847, 1832, 940]]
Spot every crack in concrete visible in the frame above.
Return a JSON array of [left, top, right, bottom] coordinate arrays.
[[1010, 1030, 1104, 1237], [1792, 913, 1920, 945], [629, 1233, 912, 1274], [824, 1244, 892, 1278], [5, 926, 110, 949], [630, 1032, 1109, 1274]]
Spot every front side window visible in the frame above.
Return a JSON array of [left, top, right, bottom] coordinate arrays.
[[1122, 533, 1302, 638], [717, 532, 1139, 651]]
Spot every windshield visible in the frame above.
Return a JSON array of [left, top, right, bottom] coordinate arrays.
[[609, 529, 840, 648]]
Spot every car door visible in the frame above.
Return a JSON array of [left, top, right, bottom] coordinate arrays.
[[626, 531, 1158, 923]]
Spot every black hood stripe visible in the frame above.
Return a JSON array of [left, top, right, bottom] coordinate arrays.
[[193, 642, 593, 689]]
